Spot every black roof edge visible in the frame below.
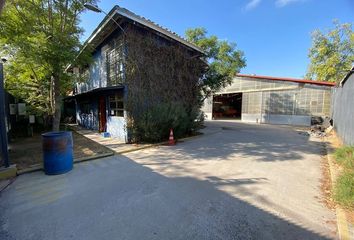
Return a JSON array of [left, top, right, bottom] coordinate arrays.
[[339, 66, 354, 87], [64, 86, 124, 100]]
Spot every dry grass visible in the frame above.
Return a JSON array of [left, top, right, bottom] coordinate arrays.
[[9, 131, 112, 170]]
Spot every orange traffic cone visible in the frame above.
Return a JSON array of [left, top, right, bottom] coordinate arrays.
[[169, 128, 175, 145]]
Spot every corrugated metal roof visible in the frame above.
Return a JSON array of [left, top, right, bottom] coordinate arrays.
[[84, 5, 204, 54], [237, 74, 336, 87]]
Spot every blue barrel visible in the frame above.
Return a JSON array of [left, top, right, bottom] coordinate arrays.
[[42, 131, 73, 175]]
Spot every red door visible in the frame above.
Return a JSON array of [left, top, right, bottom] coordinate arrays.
[[99, 96, 106, 132]]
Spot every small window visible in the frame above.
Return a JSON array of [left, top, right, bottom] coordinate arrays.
[[109, 95, 124, 117], [80, 102, 91, 114]]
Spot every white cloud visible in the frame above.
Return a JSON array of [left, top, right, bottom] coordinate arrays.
[[275, 0, 306, 7], [245, 0, 262, 10], [244, 0, 307, 10]]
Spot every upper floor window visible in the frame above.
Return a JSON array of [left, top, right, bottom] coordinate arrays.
[[79, 102, 91, 114], [80, 67, 90, 79], [107, 41, 124, 86], [72, 66, 89, 81]]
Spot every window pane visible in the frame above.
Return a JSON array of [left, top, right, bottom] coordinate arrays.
[[117, 110, 124, 117], [110, 102, 116, 109], [107, 43, 124, 86], [109, 94, 124, 117], [117, 101, 124, 109]]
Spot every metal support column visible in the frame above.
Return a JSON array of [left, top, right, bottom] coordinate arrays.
[[0, 63, 9, 168]]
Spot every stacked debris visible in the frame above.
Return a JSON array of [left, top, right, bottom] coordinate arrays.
[[310, 116, 333, 138]]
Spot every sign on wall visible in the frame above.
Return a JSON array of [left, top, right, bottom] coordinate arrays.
[[29, 115, 35, 124], [18, 103, 26, 115], [9, 104, 17, 115]]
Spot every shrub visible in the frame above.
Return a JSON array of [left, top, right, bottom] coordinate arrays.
[[128, 102, 203, 143]]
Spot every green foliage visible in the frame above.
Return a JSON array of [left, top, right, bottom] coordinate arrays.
[[125, 28, 205, 143], [334, 171, 354, 208], [185, 27, 246, 98], [0, 0, 96, 129], [129, 103, 200, 143], [333, 145, 354, 208], [306, 21, 354, 83], [4, 56, 51, 115], [334, 146, 354, 169]]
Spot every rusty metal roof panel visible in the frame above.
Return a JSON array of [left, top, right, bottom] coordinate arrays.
[[237, 74, 336, 87]]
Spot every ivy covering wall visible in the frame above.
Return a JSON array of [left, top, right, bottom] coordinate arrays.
[[124, 26, 206, 142]]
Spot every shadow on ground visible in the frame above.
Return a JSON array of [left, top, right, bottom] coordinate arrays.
[[0, 152, 334, 239], [148, 121, 328, 162]]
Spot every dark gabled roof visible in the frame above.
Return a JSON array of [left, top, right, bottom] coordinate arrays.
[[237, 74, 336, 87], [339, 66, 354, 87], [64, 86, 125, 99], [83, 5, 204, 54]]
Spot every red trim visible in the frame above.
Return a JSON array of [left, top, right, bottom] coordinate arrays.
[[237, 74, 336, 87]]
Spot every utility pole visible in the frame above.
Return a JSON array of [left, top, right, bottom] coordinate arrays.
[[0, 61, 10, 168]]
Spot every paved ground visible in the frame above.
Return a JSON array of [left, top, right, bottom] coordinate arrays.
[[69, 124, 154, 154], [0, 121, 337, 239]]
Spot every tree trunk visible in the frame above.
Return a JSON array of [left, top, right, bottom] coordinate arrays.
[[52, 73, 61, 131]]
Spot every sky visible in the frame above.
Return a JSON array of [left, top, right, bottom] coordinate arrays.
[[79, 0, 354, 79]]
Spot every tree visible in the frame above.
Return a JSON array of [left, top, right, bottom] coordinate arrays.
[[185, 28, 246, 99], [3, 51, 53, 117], [0, 0, 96, 131], [306, 21, 354, 83]]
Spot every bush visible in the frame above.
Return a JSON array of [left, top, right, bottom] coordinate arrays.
[[334, 171, 354, 208], [334, 146, 354, 169], [129, 102, 203, 143]]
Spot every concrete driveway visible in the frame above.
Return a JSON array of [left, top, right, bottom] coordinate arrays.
[[0, 121, 336, 239]]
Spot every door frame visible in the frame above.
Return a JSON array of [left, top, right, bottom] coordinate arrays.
[[98, 96, 107, 132]]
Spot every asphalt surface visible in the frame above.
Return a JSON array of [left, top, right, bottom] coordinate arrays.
[[0, 121, 336, 239]]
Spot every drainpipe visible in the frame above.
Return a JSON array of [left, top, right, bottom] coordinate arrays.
[[260, 91, 263, 124]]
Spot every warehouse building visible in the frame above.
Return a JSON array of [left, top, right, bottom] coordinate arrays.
[[202, 74, 335, 126]]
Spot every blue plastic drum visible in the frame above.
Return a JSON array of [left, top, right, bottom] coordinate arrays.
[[42, 131, 73, 175]]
